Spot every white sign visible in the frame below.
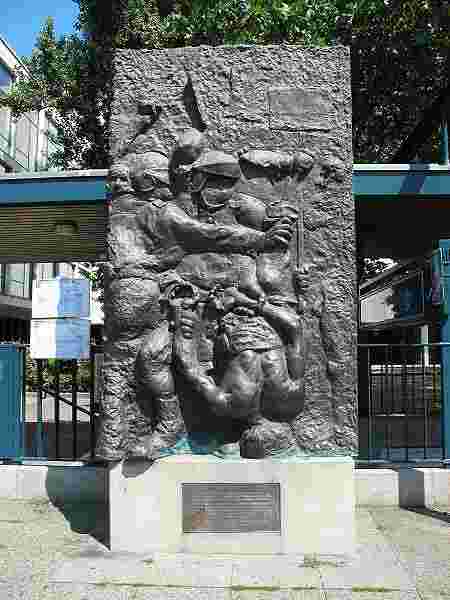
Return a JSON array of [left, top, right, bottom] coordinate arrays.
[[32, 278, 91, 319], [30, 319, 90, 359]]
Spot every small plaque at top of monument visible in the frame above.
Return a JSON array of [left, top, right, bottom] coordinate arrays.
[[182, 483, 281, 533], [268, 86, 333, 131]]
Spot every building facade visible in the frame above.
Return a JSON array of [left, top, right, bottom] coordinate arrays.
[[0, 36, 75, 342]]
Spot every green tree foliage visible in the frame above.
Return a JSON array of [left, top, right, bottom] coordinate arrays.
[[162, 0, 359, 46], [0, 17, 100, 168], [0, 0, 449, 170], [351, 0, 450, 163]]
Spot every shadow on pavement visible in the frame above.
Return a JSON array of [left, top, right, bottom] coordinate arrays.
[[43, 464, 109, 548], [52, 500, 109, 548]]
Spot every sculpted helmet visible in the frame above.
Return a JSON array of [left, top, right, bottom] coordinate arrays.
[[131, 152, 170, 190], [191, 151, 242, 181]]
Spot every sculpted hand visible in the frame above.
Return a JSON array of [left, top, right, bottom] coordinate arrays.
[[222, 287, 258, 314], [173, 307, 198, 340], [264, 216, 295, 250], [293, 264, 311, 296], [173, 308, 201, 378]]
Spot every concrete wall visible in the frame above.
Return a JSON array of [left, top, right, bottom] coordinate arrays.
[[0, 464, 447, 507], [0, 463, 107, 503]]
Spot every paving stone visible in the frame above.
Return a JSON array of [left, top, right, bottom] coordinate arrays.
[[155, 556, 233, 588], [50, 555, 164, 586], [231, 558, 281, 588], [45, 583, 138, 600], [318, 538, 414, 591], [230, 589, 292, 600], [230, 556, 321, 590], [134, 588, 229, 600], [276, 560, 323, 590], [367, 508, 450, 597], [1, 501, 450, 600], [324, 591, 420, 600], [290, 590, 324, 600]]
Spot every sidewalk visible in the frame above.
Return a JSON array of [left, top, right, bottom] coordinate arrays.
[[0, 498, 449, 599]]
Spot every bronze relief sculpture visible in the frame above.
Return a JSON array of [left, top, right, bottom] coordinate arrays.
[[96, 47, 356, 462], [105, 131, 317, 460]]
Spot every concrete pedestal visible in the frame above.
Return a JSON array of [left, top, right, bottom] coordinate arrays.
[[108, 455, 355, 556]]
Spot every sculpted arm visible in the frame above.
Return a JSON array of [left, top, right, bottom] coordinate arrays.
[[163, 204, 292, 253]]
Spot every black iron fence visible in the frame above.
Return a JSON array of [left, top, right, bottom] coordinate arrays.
[[4, 342, 447, 464], [22, 345, 103, 461], [358, 343, 447, 464]]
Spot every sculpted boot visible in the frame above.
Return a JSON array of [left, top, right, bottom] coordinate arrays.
[[147, 394, 187, 457], [127, 394, 187, 460]]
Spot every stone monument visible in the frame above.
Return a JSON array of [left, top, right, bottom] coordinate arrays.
[[98, 45, 356, 556]]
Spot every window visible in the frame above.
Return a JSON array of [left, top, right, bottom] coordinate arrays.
[[35, 262, 55, 281], [0, 62, 12, 156], [0, 62, 12, 93], [13, 112, 39, 170], [4, 263, 31, 298], [0, 107, 10, 153], [360, 272, 425, 328], [38, 118, 59, 171]]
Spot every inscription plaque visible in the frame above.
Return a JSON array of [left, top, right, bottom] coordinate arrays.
[[268, 86, 333, 131], [182, 483, 281, 533]]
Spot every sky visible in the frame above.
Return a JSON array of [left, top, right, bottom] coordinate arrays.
[[0, 0, 78, 60]]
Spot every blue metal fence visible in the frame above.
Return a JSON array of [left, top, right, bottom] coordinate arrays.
[[0, 344, 101, 462], [0, 343, 25, 459]]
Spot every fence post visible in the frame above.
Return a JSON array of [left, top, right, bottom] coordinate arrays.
[[438, 240, 450, 464], [0, 344, 24, 460], [36, 359, 45, 458]]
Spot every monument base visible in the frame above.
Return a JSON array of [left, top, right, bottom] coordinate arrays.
[[108, 455, 355, 556]]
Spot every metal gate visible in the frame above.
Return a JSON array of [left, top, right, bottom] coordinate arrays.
[[358, 343, 447, 464], [0, 343, 102, 462]]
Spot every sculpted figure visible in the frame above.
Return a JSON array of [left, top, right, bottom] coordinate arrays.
[[171, 150, 313, 458], [130, 148, 295, 459], [109, 161, 133, 199], [107, 153, 172, 278]]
